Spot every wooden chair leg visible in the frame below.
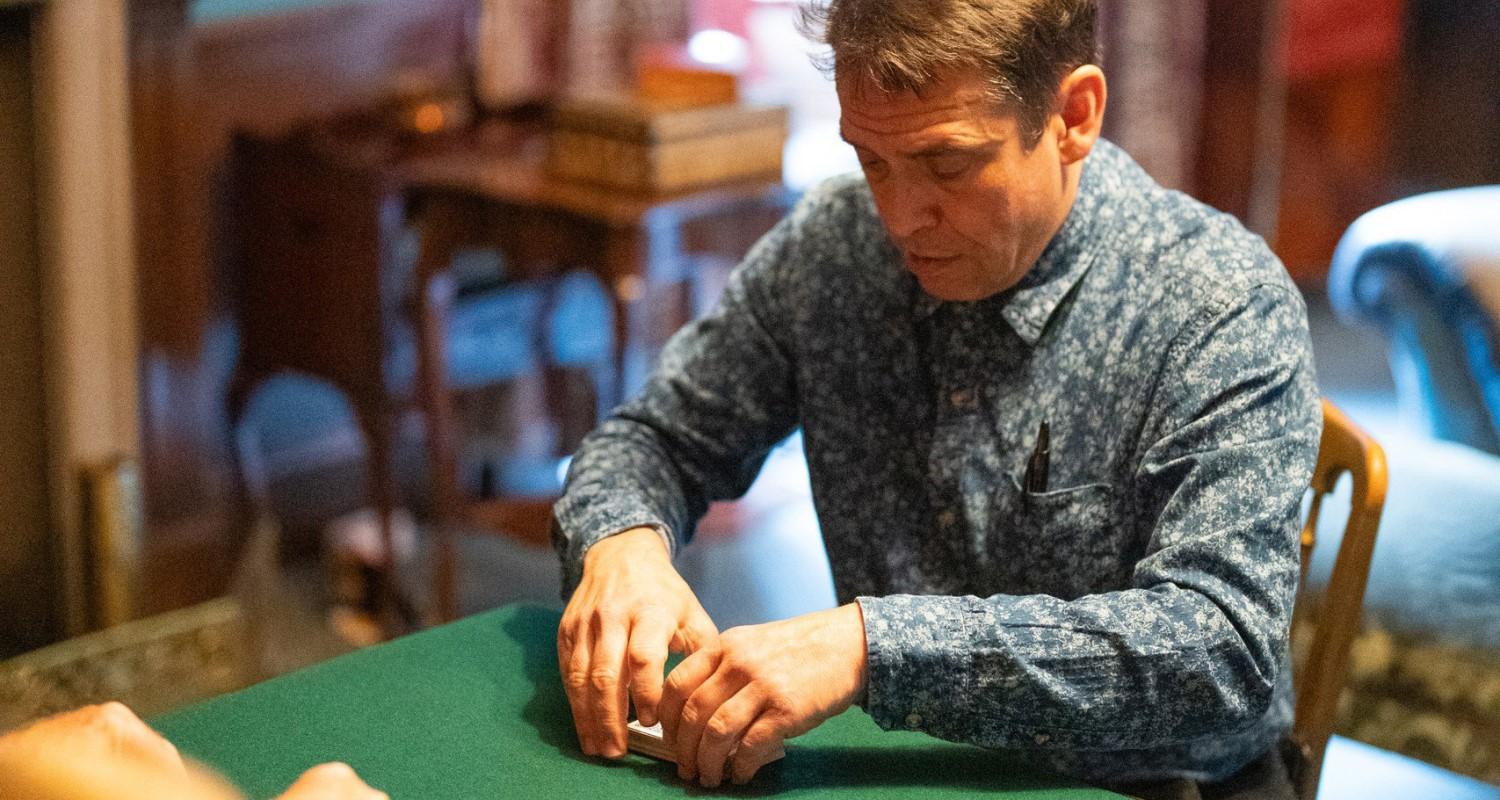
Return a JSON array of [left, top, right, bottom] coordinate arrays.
[[360, 407, 416, 638], [415, 260, 462, 623]]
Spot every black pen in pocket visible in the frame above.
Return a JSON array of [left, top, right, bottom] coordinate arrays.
[[1023, 419, 1051, 495]]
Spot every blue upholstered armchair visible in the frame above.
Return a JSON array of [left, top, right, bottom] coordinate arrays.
[[1327, 186, 1500, 454], [1319, 187, 1500, 789]]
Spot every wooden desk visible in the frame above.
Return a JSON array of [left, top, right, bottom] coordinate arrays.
[[399, 139, 794, 408]]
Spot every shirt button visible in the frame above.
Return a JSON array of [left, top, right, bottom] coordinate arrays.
[[949, 388, 976, 409], [937, 510, 957, 528], [905, 712, 923, 729], [1034, 732, 1051, 745]]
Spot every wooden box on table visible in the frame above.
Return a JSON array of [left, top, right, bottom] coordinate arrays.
[[546, 95, 788, 193]]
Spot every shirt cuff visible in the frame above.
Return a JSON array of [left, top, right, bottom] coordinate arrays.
[[855, 595, 974, 740], [552, 489, 676, 596]]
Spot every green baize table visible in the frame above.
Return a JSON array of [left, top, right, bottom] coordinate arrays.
[[156, 605, 1123, 799]]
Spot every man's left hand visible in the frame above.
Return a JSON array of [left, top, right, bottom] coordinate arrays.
[[657, 603, 867, 788]]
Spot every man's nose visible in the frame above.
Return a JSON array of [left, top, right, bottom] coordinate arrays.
[[880, 186, 939, 239]]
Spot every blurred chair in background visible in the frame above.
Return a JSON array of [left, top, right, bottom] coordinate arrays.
[[1326, 186, 1500, 455], [1292, 400, 1386, 797], [227, 129, 613, 637], [1300, 424, 1500, 793], [1294, 401, 1500, 797]]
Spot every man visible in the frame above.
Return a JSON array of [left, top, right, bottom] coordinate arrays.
[[553, 0, 1321, 796]]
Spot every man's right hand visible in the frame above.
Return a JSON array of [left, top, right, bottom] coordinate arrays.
[[557, 527, 718, 759]]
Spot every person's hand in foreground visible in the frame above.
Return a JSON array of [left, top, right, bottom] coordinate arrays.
[[658, 603, 868, 787], [558, 527, 720, 758], [0, 701, 190, 784], [275, 762, 386, 800], [0, 702, 385, 800]]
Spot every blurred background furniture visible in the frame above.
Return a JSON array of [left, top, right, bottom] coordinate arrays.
[[228, 126, 616, 632], [1319, 736, 1500, 800], [1292, 401, 1387, 797], [1301, 427, 1500, 791], [0, 598, 250, 733], [1326, 186, 1500, 455], [1311, 187, 1500, 792], [228, 116, 791, 626], [401, 133, 790, 620]]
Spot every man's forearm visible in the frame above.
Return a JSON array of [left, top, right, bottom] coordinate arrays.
[[856, 589, 1282, 752]]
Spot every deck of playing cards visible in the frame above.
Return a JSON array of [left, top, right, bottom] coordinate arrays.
[[626, 719, 675, 761]]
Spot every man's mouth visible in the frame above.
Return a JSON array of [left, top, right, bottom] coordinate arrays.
[[907, 253, 961, 271]]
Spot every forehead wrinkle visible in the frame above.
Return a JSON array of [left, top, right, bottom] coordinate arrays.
[[840, 107, 968, 139], [839, 111, 999, 156], [841, 129, 989, 164], [838, 80, 996, 138], [838, 95, 987, 143]]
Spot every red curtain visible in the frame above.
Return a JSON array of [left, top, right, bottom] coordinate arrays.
[[1286, 0, 1404, 81]]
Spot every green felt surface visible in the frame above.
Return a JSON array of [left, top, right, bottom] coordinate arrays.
[[155, 605, 1121, 799]]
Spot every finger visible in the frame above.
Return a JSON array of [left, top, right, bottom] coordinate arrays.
[[672, 606, 719, 655], [730, 714, 788, 786], [626, 612, 674, 727], [93, 702, 186, 776], [277, 762, 388, 800], [587, 611, 631, 758], [673, 670, 742, 782], [695, 688, 765, 788], [561, 618, 597, 755], [556, 609, 579, 676], [657, 646, 721, 745]]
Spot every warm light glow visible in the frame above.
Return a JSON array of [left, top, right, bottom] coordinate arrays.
[[688, 29, 749, 69], [615, 275, 645, 302], [413, 103, 446, 135]]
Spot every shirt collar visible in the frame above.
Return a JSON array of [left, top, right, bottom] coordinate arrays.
[[909, 142, 1110, 345]]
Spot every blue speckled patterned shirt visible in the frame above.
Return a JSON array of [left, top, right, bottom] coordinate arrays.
[[554, 140, 1322, 784]]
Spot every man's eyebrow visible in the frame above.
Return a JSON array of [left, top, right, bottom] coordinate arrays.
[[908, 142, 985, 158], [837, 129, 991, 158]]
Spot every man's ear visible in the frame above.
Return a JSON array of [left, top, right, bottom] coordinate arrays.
[[1054, 65, 1106, 165]]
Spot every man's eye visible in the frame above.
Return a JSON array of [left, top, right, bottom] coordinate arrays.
[[928, 154, 972, 180]]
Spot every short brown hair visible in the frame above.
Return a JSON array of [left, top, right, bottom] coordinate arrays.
[[800, 0, 1099, 146]]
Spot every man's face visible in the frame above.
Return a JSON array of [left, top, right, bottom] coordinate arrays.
[[838, 68, 1073, 302]]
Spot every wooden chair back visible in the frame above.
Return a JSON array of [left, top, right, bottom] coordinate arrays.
[[1290, 399, 1388, 797]]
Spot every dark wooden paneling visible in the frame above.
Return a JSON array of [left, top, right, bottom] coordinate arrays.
[[1393, 0, 1500, 190], [129, 0, 472, 611], [1193, 0, 1280, 233], [0, 6, 61, 657]]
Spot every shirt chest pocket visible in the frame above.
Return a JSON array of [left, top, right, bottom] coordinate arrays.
[[989, 475, 1124, 599]]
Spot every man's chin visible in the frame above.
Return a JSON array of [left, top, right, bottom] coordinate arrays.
[[914, 274, 991, 303]]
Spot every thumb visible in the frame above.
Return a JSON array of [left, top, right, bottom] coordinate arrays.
[[276, 762, 387, 800]]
